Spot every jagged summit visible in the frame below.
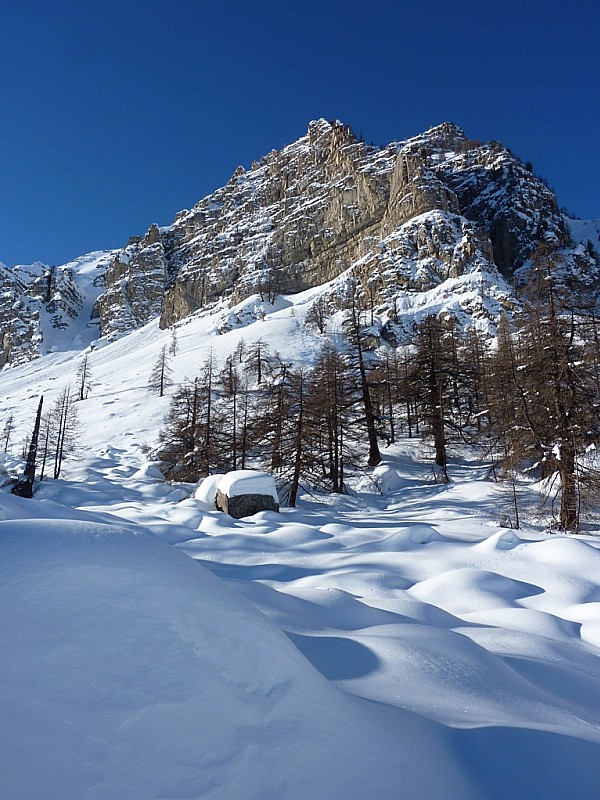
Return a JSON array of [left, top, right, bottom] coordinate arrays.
[[1, 120, 598, 365]]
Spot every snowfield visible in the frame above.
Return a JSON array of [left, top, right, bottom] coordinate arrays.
[[2, 281, 600, 798]]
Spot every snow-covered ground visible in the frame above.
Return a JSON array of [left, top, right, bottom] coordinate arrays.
[[3, 288, 600, 798]]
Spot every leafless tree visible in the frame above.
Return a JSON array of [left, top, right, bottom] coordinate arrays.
[[149, 346, 173, 397], [75, 355, 93, 401]]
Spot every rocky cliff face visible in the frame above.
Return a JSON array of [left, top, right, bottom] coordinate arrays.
[[95, 118, 581, 335], [0, 264, 42, 367], [2, 120, 598, 365], [93, 226, 167, 339], [0, 252, 112, 366]]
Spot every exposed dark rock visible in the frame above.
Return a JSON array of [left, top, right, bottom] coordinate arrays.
[[215, 489, 279, 518]]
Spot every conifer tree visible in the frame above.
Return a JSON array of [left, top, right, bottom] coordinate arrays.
[[347, 301, 381, 467], [411, 316, 451, 480], [49, 387, 80, 479], [169, 327, 179, 357], [488, 246, 600, 530]]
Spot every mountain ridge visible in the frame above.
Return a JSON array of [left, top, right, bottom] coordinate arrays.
[[1, 119, 599, 366]]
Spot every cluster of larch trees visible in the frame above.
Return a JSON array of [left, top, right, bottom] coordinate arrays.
[[156, 337, 367, 506], [156, 251, 600, 531]]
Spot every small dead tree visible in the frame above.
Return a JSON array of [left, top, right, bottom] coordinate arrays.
[[169, 328, 179, 357], [149, 346, 173, 397], [12, 397, 43, 498], [1, 414, 14, 452], [49, 387, 81, 479], [75, 355, 93, 400]]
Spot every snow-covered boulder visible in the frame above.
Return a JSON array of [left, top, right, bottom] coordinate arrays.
[[215, 470, 279, 518]]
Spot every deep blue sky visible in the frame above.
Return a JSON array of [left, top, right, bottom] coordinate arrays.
[[1, 0, 598, 267]]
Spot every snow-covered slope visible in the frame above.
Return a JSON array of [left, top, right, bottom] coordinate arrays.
[[3, 295, 600, 798]]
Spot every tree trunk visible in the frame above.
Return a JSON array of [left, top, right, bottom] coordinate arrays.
[[558, 439, 578, 531], [352, 304, 381, 467], [12, 397, 43, 497], [289, 380, 304, 507]]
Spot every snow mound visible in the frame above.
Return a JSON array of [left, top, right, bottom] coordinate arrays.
[[409, 568, 539, 616], [474, 528, 522, 551], [523, 536, 600, 567], [194, 472, 225, 504], [0, 515, 480, 800]]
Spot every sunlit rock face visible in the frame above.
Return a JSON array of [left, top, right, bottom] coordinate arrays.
[[2, 120, 597, 365], [149, 118, 578, 328], [93, 225, 168, 339]]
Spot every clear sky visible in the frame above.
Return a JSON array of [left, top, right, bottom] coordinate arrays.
[[1, 0, 599, 267]]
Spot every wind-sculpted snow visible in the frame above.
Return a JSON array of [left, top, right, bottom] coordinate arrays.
[[4, 441, 600, 798], [1, 509, 484, 800]]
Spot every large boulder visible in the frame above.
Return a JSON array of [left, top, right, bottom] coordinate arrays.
[[214, 470, 279, 518]]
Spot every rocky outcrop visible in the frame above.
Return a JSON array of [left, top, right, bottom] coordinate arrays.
[[93, 225, 168, 338], [0, 265, 41, 367], [0, 262, 88, 366], [434, 139, 571, 277], [157, 120, 397, 327], [0, 252, 111, 367]]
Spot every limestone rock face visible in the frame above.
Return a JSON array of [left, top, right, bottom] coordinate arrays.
[[2, 120, 594, 365], [93, 225, 168, 339], [0, 251, 112, 367], [141, 119, 575, 329], [0, 264, 41, 367], [158, 120, 397, 327], [0, 261, 90, 366], [434, 139, 571, 277]]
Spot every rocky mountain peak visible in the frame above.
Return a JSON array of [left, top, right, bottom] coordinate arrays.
[[1, 120, 597, 366]]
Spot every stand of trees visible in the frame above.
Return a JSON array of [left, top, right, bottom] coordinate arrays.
[[9, 386, 82, 496], [157, 339, 368, 505], [156, 250, 600, 529]]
